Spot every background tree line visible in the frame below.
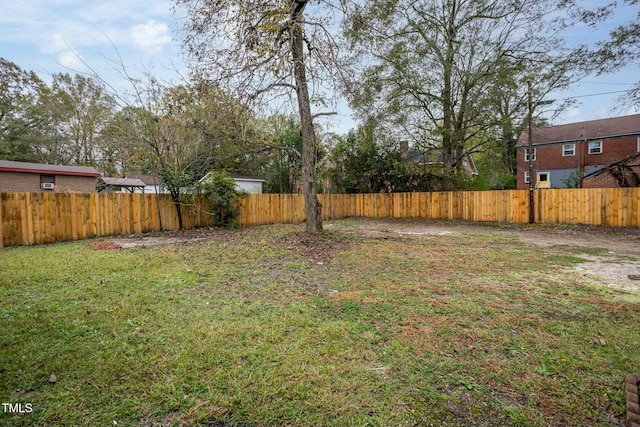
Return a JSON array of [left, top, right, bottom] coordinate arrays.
[[0, 58, 310, 193]]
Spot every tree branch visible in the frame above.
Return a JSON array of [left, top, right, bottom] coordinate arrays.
[[312, 111, 338, 120]]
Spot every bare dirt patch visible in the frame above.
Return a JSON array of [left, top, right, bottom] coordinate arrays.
[[89, 219, 640, 291], [279, 231, 352, 265], [496, 224, 640, 292], [88, 240, 123, 250], [328, 218, 640, 293], [87, 228, 235, 250]]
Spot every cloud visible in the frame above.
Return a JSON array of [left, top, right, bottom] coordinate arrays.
[[130, 20, 172, 55], [564, 107, 583, 120], [57, 49, 86, 71]]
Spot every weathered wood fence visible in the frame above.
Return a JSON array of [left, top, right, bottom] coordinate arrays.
[[1, 188, 639, 247], [0, 193, 213, 248]]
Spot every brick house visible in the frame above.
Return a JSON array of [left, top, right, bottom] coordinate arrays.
[[0, 160, 100, 193], [516, 114, 640, 189]]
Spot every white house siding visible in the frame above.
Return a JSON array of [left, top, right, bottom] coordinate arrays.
[[234, 179, 263, 194]]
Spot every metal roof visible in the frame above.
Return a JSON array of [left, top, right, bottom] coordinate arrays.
[[230, 173, 265, 182], [99, 177, 146, 187], [124, 174, 161, 185], [0, 160, 100, 177]]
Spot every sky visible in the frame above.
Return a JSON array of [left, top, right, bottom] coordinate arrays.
[[0, 0, 184, 91], [0, 0, 638, 135]]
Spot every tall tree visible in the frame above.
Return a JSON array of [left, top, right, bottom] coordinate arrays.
[[173, 0, 343, 232], [44, 73, 116, 168], [0, 58, 48, 162], [100, 106, 155, 175], [345, 0, 578, 189]]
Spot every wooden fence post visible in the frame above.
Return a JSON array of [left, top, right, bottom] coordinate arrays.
[[0, 193, 4, 248]]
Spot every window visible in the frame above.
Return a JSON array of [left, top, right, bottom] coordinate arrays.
[[524, 148, 536, 162], [563, 144, 575, 156], [588, 140, 602, 154], [40, 175, 55, 189], [637, 136, 640, 152], [524, 171, 530, 183]]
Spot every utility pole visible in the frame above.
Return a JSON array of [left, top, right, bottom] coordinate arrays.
[[528, 81, 534, 224], [527, 81, 553, 224]]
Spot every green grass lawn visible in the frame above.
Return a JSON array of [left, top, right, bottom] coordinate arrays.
[[1, 219, 638, 426]]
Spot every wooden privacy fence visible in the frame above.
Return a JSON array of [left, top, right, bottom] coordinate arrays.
[[0, 192, 213, 248], [241, 188, 640, 227], [239, 190, 530, 226], [1, 188, 639, 247]]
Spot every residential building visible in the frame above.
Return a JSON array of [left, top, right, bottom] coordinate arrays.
[[516, 114, 640, 189], [230, 174, 265, 194], [0, 160, 100, 193], [199, 172, 265, 194]]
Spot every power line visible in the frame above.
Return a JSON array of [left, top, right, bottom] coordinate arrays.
[[564, 89, 632, 100], [580, 81, 636, 86]]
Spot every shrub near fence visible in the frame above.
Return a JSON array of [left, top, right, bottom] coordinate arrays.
[[1, 188, 639, 247]]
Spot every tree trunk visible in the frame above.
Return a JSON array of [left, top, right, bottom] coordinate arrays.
[[440, 10, 456, 191], [171, 192, 184, 230], [291, 3, 322, 233]]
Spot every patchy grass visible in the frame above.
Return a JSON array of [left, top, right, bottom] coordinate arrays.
[[1, 219, 639, 426]]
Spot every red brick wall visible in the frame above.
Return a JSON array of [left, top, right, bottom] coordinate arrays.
[[0, 171, 97, 193], [582, 171, 621, 188], [582, 155, 640, 188], [517, 136, 640, 189]]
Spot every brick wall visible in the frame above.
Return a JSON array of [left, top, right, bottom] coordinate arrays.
[[582, 171, 621, 188], [582, 155, 640, 188], [0, 171, 97, 192], [518, 136, 640, 189]]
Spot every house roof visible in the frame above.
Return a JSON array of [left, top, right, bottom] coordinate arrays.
[[0, 160, 100, 177], [99, 177, 146, 187], [230, 173, 265, 182], [125, 174, 161, 185], [516, 113, 640, 147], [199, 172, 265, 183]]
